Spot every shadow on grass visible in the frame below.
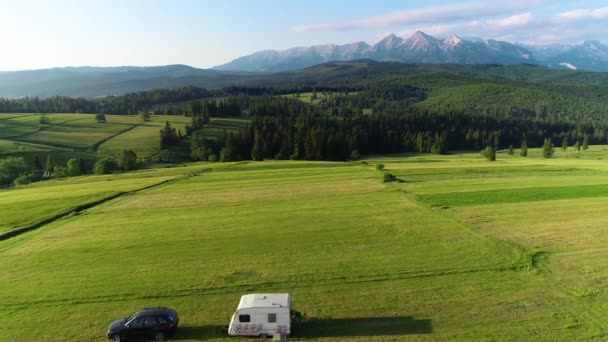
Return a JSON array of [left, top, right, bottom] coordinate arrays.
[[170, 316, 431, 340], [292, 316, 432, 338], [172, 325, 226, 340]]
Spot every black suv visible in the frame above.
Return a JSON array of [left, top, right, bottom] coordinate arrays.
[[107, 307, 179, 341]]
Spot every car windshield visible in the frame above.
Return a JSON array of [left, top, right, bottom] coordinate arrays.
[[125, 313, 138, 324]]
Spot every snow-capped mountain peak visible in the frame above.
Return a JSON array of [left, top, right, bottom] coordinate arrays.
[[214, 31, 608, 72], [445, 35, 463, 47]]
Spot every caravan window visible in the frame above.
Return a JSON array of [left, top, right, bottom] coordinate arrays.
[[268, 313, 277, 323], [239, 314, 251, 323]]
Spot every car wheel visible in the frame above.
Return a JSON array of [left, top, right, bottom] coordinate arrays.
[[110, 334, 121, 342], [154, 332, 166, 341]]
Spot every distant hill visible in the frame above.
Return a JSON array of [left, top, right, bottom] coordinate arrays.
[[0, 65, 250, 98], [2, 60, 608, 99], [214, 31, 608, 73]]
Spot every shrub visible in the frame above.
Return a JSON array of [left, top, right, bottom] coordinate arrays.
[[383, 172, 397, 183], [67, 158, 81, 177], [376, 163, 385, 171], [95, 113, 106, 123], [14, 173, 32, 186], [481, 146, 496, 161], [53, 166, 68, 178], [208, 155, 218, 162], [119, 150, 138, 171], [0, 157, 28, 185], [39, 114, 50, 125], [350, 149, 360, 161], [94, 158, 118, 175], [220, 147, 233, 162]]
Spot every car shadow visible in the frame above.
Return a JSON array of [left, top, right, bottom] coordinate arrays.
[[292, 316, 432, 338]]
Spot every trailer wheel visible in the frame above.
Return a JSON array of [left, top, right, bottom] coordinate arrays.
[[259, 333, 270, 338]]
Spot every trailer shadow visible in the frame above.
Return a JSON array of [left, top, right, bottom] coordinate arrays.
[[171, 316, 431, 340], [292, 316, 432, 338], [172, 325, 226, 340]]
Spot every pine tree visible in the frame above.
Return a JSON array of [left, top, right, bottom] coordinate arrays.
[[574, 141, 581, 151], [562, 137, 569, 150], [542, 138, 555, 158], [508, 145, 514, 155], [251, 130, 265, 161], [160, 122, 178, 149], [33, 155, 43, 171], [582, 135, 589, 150], [45, 154, 55, 172], [520, 139, 528, 157]]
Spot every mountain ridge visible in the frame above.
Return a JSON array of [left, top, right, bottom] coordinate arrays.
[[214, 31, 608, 73]]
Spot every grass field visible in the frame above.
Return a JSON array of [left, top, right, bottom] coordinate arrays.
[[2, 147, 608, 340], [0, 113, 193, 163], [97, 115, 191, 158], [201, 117, 249, 140]]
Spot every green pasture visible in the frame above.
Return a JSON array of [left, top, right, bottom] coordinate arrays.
[[281, 91, 359, 106], [2, 149, 608, 340], [0, 113, 194, 161], [97, 115, 190, 158], [201, 117, 249, 139]]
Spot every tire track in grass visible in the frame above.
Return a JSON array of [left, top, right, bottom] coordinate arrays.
[[1, 267, 526, 309], [0, 167, 211, 242]]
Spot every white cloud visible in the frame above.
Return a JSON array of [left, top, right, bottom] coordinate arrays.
[[293, 2, 608, 45], [554, 7, 608, 22], [292, 1, 543, 32], [391, 6, 608, 45], [488, 12, 535, 29]]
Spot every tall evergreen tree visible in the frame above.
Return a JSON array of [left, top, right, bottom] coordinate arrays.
[[542, 138, 555, 158], [33, 155, 43, 171], [520, 139, 528, 157], [562, 137, 569, 150], [45, 154, 55, 172], [582, 135, 589, 150], [160, 122, 179, 149], [251, 130, 265, 161]]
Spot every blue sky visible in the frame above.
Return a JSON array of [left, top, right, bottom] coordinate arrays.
[[1, 0, 607, 70]]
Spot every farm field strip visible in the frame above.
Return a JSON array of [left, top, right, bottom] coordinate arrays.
[[201, 117, 249, 139]]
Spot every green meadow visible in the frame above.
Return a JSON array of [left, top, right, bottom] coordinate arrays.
[[2, 147, 608, 340], [0, 113, 192, 163], [200, 117, 250, 140]]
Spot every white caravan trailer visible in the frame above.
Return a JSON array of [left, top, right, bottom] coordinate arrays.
[[228, 293, 291, 337]]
